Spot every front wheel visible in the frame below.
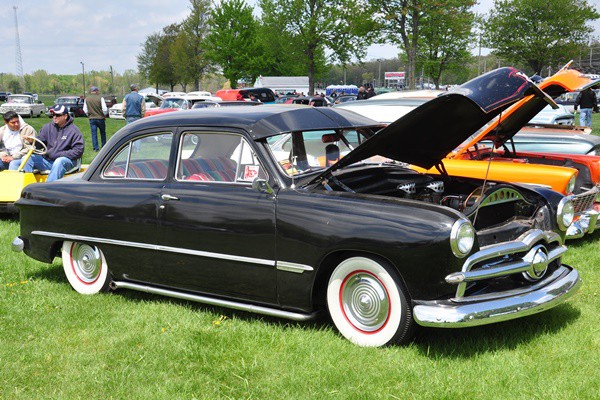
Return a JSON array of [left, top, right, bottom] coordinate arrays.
[[327, 256, 414, 347], [62, 241, 111, 294]]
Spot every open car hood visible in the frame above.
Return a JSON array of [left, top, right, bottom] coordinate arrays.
[[324, 67, 552, 173], [455, 67, 600, 156]]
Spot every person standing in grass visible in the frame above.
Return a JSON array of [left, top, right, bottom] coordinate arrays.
[[83, 86, 108, 152], [122, 84, 145, 124], [574, 87, 598, 127], [0, 111, 37, 170]]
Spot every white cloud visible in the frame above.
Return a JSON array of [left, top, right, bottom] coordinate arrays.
[[0, 0, 597, 75]]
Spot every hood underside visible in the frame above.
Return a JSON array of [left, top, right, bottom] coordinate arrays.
[[329, 67, 548, 172], [456, 68, 600, 154]]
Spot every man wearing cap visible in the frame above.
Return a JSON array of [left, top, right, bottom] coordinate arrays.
[[83, 86, 108, 152], [16, 104, 84, 182], [122, 84, 145, 124], [0, 111, 37, 170]]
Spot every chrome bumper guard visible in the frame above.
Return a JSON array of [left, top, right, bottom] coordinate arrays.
[[12, 236, 24, 252], [566, 209, 599, 239], [413, 265, 581, 327]]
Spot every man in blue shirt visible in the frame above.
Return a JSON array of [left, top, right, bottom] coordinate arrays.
[[122, 84, 146, 124]]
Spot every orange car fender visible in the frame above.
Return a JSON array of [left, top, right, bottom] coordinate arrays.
[[412, 158, 578, 195]]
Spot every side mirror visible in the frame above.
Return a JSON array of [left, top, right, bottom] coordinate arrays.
[[252, 178, 274, 195]]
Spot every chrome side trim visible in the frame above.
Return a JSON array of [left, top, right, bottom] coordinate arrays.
[[276, 261, 314, 274], [414, 266, 581, 327], [32, 230, 275, 267], [111, 281, 317, 322], [31, 230, 313, 274]]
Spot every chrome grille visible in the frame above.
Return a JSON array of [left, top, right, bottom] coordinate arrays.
[[573, 186, 599, 214], [446, 229, 566, 299]]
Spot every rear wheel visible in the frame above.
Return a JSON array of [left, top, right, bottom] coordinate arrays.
[[327, 256, 414, 347], [62, 241, 111, 294]]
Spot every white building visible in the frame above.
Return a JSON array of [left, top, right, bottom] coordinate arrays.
[[254, 76, 309, 95]]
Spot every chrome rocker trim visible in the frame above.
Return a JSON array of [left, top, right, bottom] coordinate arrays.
[[110, 281, 317, 322], [413, 265, 580, 327]]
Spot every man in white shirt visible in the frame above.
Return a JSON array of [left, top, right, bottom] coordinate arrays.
[[0, 110, 37, 170]]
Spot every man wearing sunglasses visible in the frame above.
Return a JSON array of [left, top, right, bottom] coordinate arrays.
[[16, 104, 84, 182]]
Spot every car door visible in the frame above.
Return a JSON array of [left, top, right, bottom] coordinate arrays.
[[158, 130, 278, 304], [95, 131, 174, 284]]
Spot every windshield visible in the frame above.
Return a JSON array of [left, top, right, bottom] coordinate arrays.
[[56, 98, 77, 104], [161, 98, 187, 109], [8, 96, 31, 104], [266, 128, 372, 176]]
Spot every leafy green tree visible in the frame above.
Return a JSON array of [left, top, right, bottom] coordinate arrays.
[[258, 0, 376, 94], [370, 0, 429, 89], [417, 0, 476, 88], [138, 32, 161, 82], [205, 0, 260, 89], [483, 0, 599, 74], [8, 79, 22, 94], [171, 0, 213, 91]]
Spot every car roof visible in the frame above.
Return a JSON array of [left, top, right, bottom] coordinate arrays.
[[112, 104, 384, 141]]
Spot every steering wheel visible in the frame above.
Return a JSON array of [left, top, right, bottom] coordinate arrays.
[[24, 136, 47, 155]]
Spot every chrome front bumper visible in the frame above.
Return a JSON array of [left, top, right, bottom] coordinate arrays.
[[413, 265, 580, 327]]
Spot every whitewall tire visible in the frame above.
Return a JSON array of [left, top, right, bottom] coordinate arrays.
[[327, 256, 414, 347], [62, 241, 110, 294]]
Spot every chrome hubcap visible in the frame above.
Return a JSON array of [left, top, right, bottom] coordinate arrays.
[[71, 243, 102, 283], [341, 272, 389, 332], [523, 245, 549, 282]]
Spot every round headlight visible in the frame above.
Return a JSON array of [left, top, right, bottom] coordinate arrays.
[[565, 176, 576, 195], [557, 196, 575, 231], [450, 219, 475, 258]]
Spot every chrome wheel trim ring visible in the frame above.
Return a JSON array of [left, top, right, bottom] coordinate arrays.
[[340, 271, 390, 332], [71, 243, 102, 284]]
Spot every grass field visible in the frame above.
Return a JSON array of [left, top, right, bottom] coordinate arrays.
[[0, 113, 599, 399]]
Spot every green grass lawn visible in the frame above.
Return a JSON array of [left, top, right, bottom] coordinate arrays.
[[0, 113, 599, 399]]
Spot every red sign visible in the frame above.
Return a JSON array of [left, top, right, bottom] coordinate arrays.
[[385, 72, 405, 78]]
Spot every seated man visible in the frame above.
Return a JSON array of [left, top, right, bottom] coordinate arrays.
[[0, 111, 37, 170], [17, 104, 84, 182]]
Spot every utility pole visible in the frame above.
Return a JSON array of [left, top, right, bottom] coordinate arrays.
[[80, 62, 86, 98], [377, 59, 382, 88], [110, 65, 114, 94]]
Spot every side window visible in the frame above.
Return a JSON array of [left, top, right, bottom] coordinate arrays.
[[103, 133, 172, 180], [176, 132, 266, 183]]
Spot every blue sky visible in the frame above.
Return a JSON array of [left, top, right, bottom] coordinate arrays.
[[0, 0, 597, 76]]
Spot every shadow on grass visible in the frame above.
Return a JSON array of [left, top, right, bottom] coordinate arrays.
[[30, 262, 582, 355], [411, 303, 581, 357]]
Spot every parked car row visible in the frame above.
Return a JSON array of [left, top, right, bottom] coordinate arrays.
[[11, 67, 586, 347]]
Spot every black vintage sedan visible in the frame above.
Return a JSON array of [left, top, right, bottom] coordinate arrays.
[[13, 68, 581, 347]]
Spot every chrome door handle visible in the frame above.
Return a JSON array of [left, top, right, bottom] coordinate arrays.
[[161, 194, 179, 201]]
